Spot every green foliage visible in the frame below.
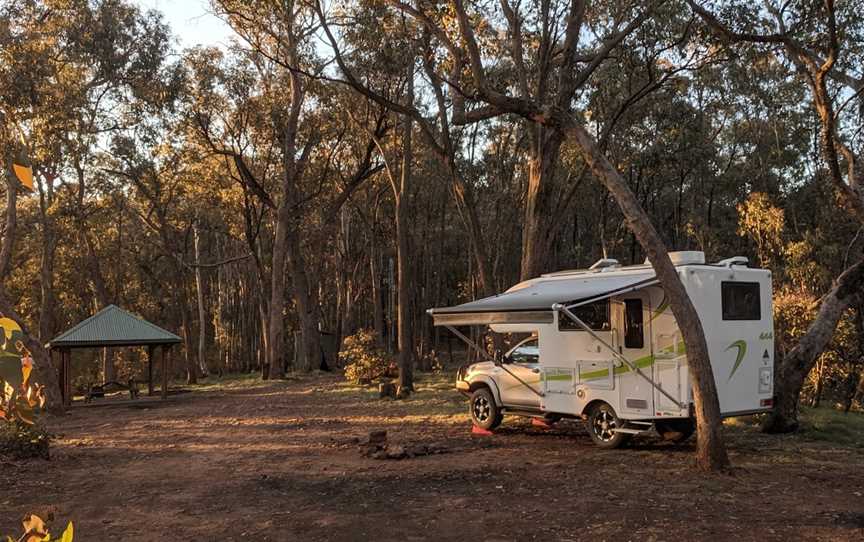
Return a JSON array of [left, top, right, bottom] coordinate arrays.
[[737, 193, 785, 269], [339, 330, 396, 385], [0, 420, 50, 460], [799, 406, 864, 448], [0, 360, 51, 459]]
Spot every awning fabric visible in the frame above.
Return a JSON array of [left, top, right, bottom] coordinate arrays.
[[429, 272, 656, 326]]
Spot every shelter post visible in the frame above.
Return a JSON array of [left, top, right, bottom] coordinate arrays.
[[63, 348, 71, 407], [161, 345, 170, 400], [147, 345, 155, 396]]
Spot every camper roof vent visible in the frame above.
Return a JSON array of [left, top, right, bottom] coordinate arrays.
[[589, 258, 621, 271], [717, 256, 749, 267], [644, 251, 706, 266]]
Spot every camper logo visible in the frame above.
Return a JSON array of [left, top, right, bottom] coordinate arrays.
[[726, 340, 747, 381]]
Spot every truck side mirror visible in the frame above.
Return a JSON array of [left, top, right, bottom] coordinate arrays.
[[494, 350, 506, 366]]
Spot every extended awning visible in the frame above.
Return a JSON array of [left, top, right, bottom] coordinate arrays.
[[428, 272, 657, 326]]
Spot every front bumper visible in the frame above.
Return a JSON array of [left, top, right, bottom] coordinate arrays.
[[456, 380, 470, 392]]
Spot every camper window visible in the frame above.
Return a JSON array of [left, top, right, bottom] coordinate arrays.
[[507, 338, 539, 364], [559, 300, 611, 332], [624, 299, 644, 348], [721, 281, 761, 320]]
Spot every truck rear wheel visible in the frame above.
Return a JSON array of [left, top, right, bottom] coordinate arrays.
[[586, 403, 631, 449], [470, 388, 502, 430]]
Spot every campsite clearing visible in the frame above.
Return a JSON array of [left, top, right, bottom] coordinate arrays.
[[3, 373, 863, 541]]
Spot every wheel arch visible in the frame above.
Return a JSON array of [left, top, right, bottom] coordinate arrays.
[[468, 377, 503, 406], [581, 399, 611, 417]]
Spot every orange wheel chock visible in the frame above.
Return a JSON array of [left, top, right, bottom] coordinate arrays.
[[471, 425, 494, 436], [531, 418, 552, 429]]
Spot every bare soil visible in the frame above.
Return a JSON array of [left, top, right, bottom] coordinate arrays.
[[3, 373, 864, 541]]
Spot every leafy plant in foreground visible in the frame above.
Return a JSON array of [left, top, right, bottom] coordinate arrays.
[[4, 514, 73, 542]]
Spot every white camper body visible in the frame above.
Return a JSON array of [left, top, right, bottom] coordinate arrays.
[[429, 252, 774, 446]]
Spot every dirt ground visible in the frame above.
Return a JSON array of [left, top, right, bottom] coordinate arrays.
[[3, 372, 864, 541]]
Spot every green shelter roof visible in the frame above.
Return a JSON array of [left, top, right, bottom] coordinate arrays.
[[48, 305, 182, 349]]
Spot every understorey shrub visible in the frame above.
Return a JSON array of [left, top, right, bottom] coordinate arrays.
[[0, 419, 50, 460], [340, 329, 396, 384], [1, 358, 51, 460]]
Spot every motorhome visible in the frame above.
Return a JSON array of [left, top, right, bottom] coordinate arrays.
[[428, 251, 774, 448]]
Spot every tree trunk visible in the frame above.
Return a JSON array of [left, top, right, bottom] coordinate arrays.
[[286, 228, 322, 372], [521, 130, 563, 280], [0, 173, 62, 410], [102, 347, 116, 384], [563, 119, 730, 471], [811, 357, 824, 408], [0, 176, 16, 280], [178, 290, 197, 385], [396, 64, 415, 396], [763, 257, 864, 432], [193, 225, 209, 377], [38, 225, 57, 343], [267, 202, 290, 379], [370, 226, 386, 346]]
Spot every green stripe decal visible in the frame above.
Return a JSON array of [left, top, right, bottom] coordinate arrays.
[[726, 340, 747, 381], [580, 353, 657, 381]]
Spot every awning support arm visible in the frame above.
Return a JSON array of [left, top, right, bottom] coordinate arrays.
[[445, 325, 545, 398], [445, 325, 494, 362], [552, 303, 687, 409]]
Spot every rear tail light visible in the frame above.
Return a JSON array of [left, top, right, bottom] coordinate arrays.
[[760, 398, 774, 408]]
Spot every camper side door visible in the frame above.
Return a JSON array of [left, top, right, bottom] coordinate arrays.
[[615, 293, 654, 417]]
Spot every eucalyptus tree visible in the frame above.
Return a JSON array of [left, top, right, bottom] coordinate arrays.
[[190, 3, 386, 376], [688, 0, 864, 432]]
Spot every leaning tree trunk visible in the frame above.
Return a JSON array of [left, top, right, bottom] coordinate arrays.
[[763, 257, 864, 433], [564, 119, 730, 471]]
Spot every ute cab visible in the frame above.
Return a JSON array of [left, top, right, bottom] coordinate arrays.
[[438, 252, 774, 448]]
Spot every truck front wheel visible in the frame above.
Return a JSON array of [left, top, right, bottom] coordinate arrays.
[[586, 403, 631, 449], [470, 388, 502, 430]]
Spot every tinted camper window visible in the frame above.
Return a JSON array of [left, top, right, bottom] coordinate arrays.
[[624, 299, 644, 349], [721, 282, 761, 321], [559, 300, 611, 331]]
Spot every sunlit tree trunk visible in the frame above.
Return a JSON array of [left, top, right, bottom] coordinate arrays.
[[193, 224, 209, 377]]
